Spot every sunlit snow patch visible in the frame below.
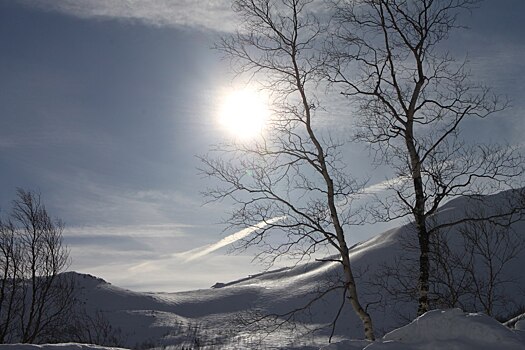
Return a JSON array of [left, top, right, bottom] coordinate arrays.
[[322, 308, 525, 350]]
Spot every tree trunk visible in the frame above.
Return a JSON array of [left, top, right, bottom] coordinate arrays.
[[405, 126, 430, 316], [341, 249, 375, 340]]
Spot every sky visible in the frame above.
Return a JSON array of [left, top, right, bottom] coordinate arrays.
[[0, 0, 524, 292]]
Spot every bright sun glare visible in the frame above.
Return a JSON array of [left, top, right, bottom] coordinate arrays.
[[218, 88, 269, 140]]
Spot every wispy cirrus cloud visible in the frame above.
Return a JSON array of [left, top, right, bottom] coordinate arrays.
[[17, 0, 239, 32], [177, 177, 404, 262], [178, 216, 287, 262], [361, 176, 408, 195]]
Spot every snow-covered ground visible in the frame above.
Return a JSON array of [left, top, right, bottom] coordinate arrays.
[[3, 309, 525, 349], [3, 190, 525, 349], [322, 309, 525, 350], [0, 345, 128, 350]]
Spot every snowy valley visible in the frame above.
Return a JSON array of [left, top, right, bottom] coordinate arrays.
[[2, 190, 525, 349]]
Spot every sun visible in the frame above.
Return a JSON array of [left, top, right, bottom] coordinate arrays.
[[218, 88, 269, 140]]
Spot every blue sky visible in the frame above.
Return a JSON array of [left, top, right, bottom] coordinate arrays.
[[1, 0, 524, 292]]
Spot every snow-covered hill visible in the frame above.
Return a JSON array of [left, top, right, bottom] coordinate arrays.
[[8, 189, 525, 349]]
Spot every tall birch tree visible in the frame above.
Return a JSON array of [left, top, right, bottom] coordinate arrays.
[[202, 0, 375, 340], [327, 0, 524, 315]]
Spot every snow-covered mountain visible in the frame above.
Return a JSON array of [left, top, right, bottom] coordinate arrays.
[[7, 189, 525, 349]]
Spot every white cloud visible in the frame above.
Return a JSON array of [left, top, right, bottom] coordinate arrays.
[[175, 177, 405, 262], [178, 216, 286, 262], [18, 0, 331, 33], [362, 176, 408, 194], [18, 0, 239, 32], [65, 223, 191, 238], [95, 253, 259, 292], [65, 178, 400, 291]]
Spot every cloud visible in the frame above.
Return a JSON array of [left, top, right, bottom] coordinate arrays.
[[176, 177, 405, 262], [65, 223, 192, 238], [66, 178, 400, 291], [178, 216, 286, 262], [361, 176, 408, 194], [36, 168, 206, 227], [96, 253, 260, 292], [18, 0, 239, 32], [17, 0, 331, 34], [175, 177, 405, 262]]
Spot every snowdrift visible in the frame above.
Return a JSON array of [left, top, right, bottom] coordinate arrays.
[[322, 309, 525, 350]]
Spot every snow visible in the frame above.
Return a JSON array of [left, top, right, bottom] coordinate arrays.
[[0, 345, 128, 350], [323, 309, 525, 350], [5, 310, 525, 350], [375, 309, 524, 349], [4, 189, 525, 349]]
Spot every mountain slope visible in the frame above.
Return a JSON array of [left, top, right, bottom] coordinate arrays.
[[72, 188, 525, 349]]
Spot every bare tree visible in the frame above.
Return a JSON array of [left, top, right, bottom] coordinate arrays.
[[59, 308, 124, 347], [0, 219, 22, 343], [327, 0, 525, 315], [202, 0, 375, 340], [364, 191, 525, 326], [0, 189, 74, 343], [432, 200, 525, 317]]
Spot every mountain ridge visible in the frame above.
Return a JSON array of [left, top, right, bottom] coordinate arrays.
[[63, 188, 525, 348]]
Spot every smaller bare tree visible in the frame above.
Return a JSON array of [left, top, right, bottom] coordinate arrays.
[[432, 199, 525, 317], [366, 191, 525, 323], [59, 308, 124, 347], [0, 189, 74, 343], [0, 219, 22, 343]]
